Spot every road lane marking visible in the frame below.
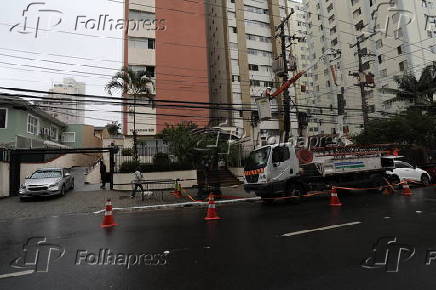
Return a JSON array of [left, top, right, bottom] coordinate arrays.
[[0, 270, 34, 279], [282, 221, 362, 237]]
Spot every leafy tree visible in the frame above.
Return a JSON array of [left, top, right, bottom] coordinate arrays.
[[157, 122, 202, 167], [105, 121, 121, 136], [353, 110, 436, 148], [379, 64, 436, 107], [105, 67, 154, 162]]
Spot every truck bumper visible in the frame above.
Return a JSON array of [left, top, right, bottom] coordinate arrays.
[[244, 181, 287, 197]]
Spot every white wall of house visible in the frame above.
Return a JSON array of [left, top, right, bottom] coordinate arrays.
[[113, 170, 197, 191], [85, 162, 101, 185], [0, 162, 9, 197]]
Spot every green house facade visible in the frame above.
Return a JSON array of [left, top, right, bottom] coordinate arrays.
[[0, 96, 104, 150]]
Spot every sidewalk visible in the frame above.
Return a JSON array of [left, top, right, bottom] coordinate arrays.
[[0, 185, 255, 221]]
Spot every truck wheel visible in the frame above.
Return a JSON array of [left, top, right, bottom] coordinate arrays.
[[391, 175, 400, 186], [369, 174, 385, 193], [287, 183, 305, 203]]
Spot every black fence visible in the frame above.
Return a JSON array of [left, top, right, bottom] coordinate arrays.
[[114, 144, 171, 172]]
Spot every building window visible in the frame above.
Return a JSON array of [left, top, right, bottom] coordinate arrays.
[[148, 38, 155, 49], [128, 37, 155, 49], [397, 45, 403, 55], [27, 114, 39, 135], [376, 39, 383, 49], [249, 80, 261, 86], [399, 60, 407, 71], [129, 10, 155, 22], [62, 132, 76, 143], [378, 55, 384, 64], [0, 108, 7, 129], [146, 66, 155, 77], [248, 64, 259, 71], [232, 75, 240, 82], [50, 127, 58, 141]]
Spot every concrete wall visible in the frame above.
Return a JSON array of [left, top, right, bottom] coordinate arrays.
[[113, 170, 197, 191], [85, 162, 101, 185], [0, 162, 9, 197]]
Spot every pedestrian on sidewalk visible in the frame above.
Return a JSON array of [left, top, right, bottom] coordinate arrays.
[[100, 160, 107, 189], [131, 169, 144, 198]]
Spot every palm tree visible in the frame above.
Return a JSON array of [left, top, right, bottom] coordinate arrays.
[[378, 64, 436, 108], [106, 67, 154, 162]]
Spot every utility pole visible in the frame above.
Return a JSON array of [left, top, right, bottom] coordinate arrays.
[[350, 34, 376, 131], [276, 9, 294, 142]]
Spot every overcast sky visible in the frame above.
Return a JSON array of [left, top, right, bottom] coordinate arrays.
[[0, 0, 124, 126]]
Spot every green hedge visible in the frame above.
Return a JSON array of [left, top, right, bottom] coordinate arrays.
[[118, 160, 193, 173]]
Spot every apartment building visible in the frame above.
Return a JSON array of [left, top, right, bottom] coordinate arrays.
[[303, 0, 436, 135], [122, 0, 210, 138], [206, 0, 313, 147], [37, 78, 86, 125]]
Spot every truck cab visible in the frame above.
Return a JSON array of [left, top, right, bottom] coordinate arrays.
[[243, 143, 299, 197]]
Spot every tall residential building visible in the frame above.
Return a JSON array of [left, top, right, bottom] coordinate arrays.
[[122, 0, 210, 139], [206, 0, 312, 147], [38, 78, 86, 125], [303, 0, 436, 135]]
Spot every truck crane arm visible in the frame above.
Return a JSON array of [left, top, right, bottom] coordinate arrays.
[[268, 49, 340, 98]]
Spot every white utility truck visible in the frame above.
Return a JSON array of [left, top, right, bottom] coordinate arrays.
[[243, 139, 396, 202]]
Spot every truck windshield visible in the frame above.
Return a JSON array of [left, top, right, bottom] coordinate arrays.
[[244, 146, 271, 171]]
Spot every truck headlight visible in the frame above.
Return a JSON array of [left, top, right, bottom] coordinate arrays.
[[258, 174, 267, 183]]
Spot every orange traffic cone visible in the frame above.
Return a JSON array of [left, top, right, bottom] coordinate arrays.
[[402, 181, 413, 196], [101, 198, 117, 228], [204, 194, 222, 221], [329, 187, 342, 207]]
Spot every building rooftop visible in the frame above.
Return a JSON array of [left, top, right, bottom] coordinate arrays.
[[0, 95, 66, 127]]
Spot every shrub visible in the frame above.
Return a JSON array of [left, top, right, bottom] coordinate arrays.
[[119, 161, 140, 173], [121, 148, 133, 156], [153, 152, 170, 166], [118, 161, 194, 173]]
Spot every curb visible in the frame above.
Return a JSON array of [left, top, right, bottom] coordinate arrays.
[[93, 197, 260, 214]]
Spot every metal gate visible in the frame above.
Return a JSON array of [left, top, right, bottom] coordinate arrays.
[[8, 147, 117, 196]]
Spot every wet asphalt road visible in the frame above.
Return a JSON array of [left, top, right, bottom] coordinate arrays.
[[1, 186, 436, 290]]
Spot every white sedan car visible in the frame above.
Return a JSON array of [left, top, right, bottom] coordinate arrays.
[[388, 161, 432, 185]]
